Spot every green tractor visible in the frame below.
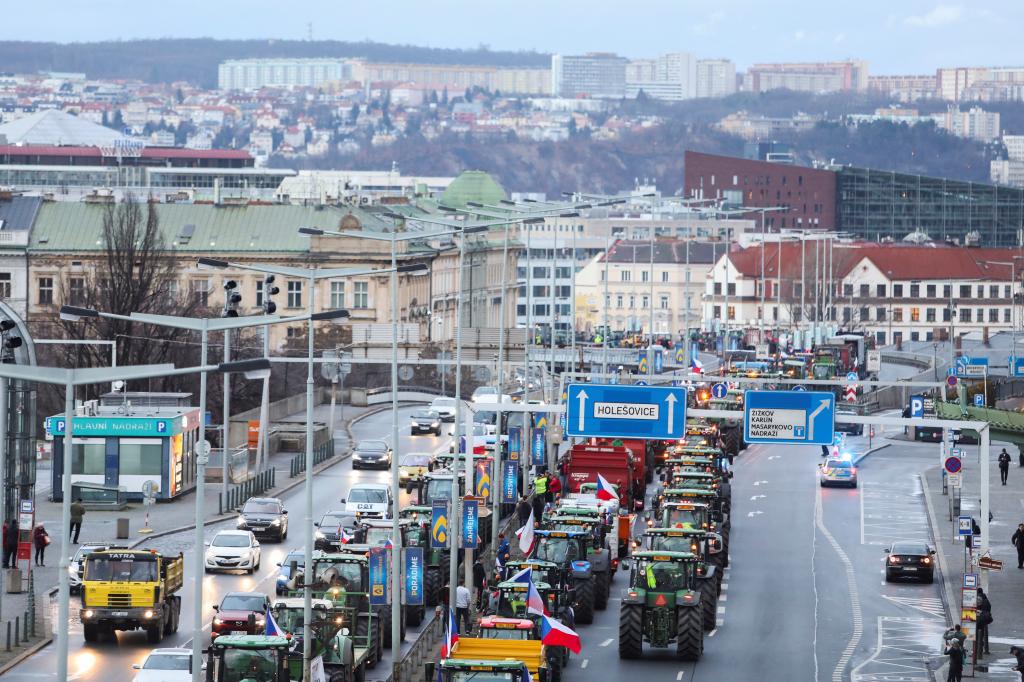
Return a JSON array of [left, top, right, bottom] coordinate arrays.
[[530, 530, 602, 624], [398, 505, 450, 608], [269, 598, 369, 682], [352, 518, 427, 626], [640, 529, 721, 629], [415, 470, 494, 547], [618, 551, 715, 661], [703, 389, 747, 456], [543, 515, 615, 601], [656, 500, 729, 566], [205, 634, 291, 681], [327, 545, 406, 647]]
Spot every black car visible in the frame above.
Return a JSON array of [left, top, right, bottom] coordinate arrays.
[[275, 549, 305, 595], [835, 405, 864, 435], [884, 541, 936, 582], [236, 497, 288, 542], [314, 510, 359, 550], [410, 410, 442, 436], [352, 439, 392, 470]]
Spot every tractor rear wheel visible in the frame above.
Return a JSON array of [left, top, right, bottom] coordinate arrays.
[[595, 570, 609, 610], [425, 567, 442, 607], [575, 578, 595, 624], [618, 603, 643, 659], [676, 606, 703, 661], [699, 580, 717, 631]]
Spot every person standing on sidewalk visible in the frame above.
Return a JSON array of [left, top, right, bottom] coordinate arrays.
[[32, 523, 49, 567], [455, 579, 472, 635], [1012, 523, 1024, 569], [70, 497, 85, 544], [944, 638, 965, 682], [472, 557, 486, 610], [2, 520, 16, 568], [516, 496, 532, 527], [1000, 450, 1012, 485], [977, 587, 992, 656]]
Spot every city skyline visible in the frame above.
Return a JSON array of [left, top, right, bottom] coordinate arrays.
[[3, 0, 1024, 74]]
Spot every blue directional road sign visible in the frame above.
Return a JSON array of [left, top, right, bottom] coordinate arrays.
[[710, 383, 728, 399], [955, 356, 988, 377], [846, 372, 858, 382], [566, 383, 687, 439], [744, 390, 835, 445], [792, 385, 807, 392], [1013, 356, 1024, 377]]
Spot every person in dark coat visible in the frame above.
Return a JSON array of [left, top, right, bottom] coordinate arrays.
[[944, 638, 964, 682], [472, 557, 487, 610], [2, 521, 17, 568], [977, 587, 992, 656], [1012, 523, 1024, 569], [1010, 645, 1024, 681], [1000, 449, 1013, 485], [516, 497, 532, 527], [32, 524, 49, 567]]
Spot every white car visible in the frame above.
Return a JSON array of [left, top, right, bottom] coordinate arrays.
[[343, 482, 394, 519], [471, 386, 498, 402], [429, 397, 457, 422], [204, 530, 261, 574], [132, 647, 193, 682]]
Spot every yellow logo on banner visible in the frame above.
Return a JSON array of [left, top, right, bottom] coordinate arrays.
[[537, 416, 548, 429], [639, 357, 649, 373], [476, 470, 491, 498], [676, 348, 686, 363], [432, 514, 448, 544]]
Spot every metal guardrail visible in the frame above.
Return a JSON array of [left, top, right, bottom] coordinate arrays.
[[217, 468, 277, 514], [288, 439, 336, 478], [396, 606, 445, 682]]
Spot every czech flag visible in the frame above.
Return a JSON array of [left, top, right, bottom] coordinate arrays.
[[339, 524, 353, 544], [509, 566, 548, 616], [540, 614, 582, 654], [441, 607, 459, 658], [595, 473, 617, 502], [516, 509, 536, 555], [690, 356, 704, 374], [265, 608, 284, 637], [384, 537, 394, 549]]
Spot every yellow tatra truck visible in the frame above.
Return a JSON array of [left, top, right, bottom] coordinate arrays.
[[80, 548, 183, 643]]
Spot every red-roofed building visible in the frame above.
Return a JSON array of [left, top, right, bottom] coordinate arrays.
[[704, 241, 1024, 345]]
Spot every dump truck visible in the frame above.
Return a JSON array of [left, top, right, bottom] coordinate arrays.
[[270, 597, 368, 682], [618, 551, 716, 660], [564, 443, 642, 511], [205, 634, 291, 681], [80, 548, 183, 644]]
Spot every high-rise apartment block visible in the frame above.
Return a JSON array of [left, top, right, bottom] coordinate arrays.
[[696, 59, 737, 98], [867, 74, 937, 102], [625, 52, 697, 101], [552, 53, 629, 99], [937, 66, 1024, 102], [743, 61, 868, 94], [218, 58, 352, 90]]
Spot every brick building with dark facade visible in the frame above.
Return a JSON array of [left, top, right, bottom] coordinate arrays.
[[683, 150, 838, 231]]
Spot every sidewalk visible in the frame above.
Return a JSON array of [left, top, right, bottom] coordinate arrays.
[[921, 437, 1024, 679], [0, 399, 385, 673]]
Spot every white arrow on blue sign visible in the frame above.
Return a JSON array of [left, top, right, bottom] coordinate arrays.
[[846, 372, 858, 382], [710, 382, 728, 399], [743, 390, 835, 446], [792, 385, 807, 392], [566, 383, 687, 439]]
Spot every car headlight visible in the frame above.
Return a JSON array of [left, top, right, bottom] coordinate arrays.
[[82, 609, 94, 619], [143, 610, 154, 619], [432, 422, 440, 428], [213, 618, 223, 626], [315, 531, 325, 539], [236, 517, 246, 527], [271, 519, 281, 526]]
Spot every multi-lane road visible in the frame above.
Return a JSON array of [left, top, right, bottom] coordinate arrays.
[[8, 405, 441, 682]]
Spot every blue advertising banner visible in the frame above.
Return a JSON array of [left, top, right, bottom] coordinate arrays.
[[368, 546, 388, 606], [532, 428, 546, 466], [653, 347, 663, 374], [502, 460, 518, 504], [430, 500, 449, 549], [404, 547, 424, 606], [475, 460, 491, 498], [461, 499, 479, 549], [508, 426, 521, 462]]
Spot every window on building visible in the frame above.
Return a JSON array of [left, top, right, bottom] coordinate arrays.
[[516, 304, 526, 316], [190, 279, 210, 307], [287, 281, 302, 308], [990, 286, 1000, 298], [555, 266, 572, 279], [843, 307, 851, 322], [977, 285, 985, 298], [1006, 308, 1013, 322], [990, 308, 999, 322], [911, 332, 920, 342], [713, 305, 721, 318], [629, 295, 636, 308], [38, 277, 53, 305], [532, 266, 549, 279], [517, 267, 527, 280], [533, 285, 549, 297], [354, 282, 369, 308], [860, 306, 869, 320], [843, 284, 853, 297], [926, 308, 936, 322], [944, 284, 952, 298], [71, 439, 105, 475], [859, 284, 869, 298], [909, 284, 919, 298], [894, 284, 904, 297], [960, 285, 971, 298], [877, 284, 886, 297], [794, 283, 803, 298], [641, 295, 649, 308], [556, 285, 571, 298], [727, 306, 736, 320], [793, 308, 802, 322], [960, 308, 972, 322], [641, 271, 649, 283], [621, 270, 631, 282], [118, 439, 163, 476], [255, 280, 264, 307], [1006, 285, 1012, 299], [727, 283, 736, 296], [614, 295, 623, 308], [286, 326, 300, 338], [330, 281, 345, 309], [533, 304, 548, 316], [926, 284, 936, 298], [893, 308, 904, 322], [713, 283, 722, 295], [910, 307, 920, 322], [660, 295, 670, 309], [0, 273, 10, 299], [943, 307, 952, 322], [661, 271, 669, 283], [877, 307, 887, 321]]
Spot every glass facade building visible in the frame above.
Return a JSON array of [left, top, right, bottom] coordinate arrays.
[[837, 166, 1024, 246]]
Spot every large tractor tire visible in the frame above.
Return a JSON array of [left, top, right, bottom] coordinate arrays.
[[618, 603, 644, 659], [379, 607, 395, 648], [595, 570, 610, 610], [425, 567, 442, 607], [406, 604, 424, 627], [356, 614, 378, 667], [574, 578, 595, 625], [676, 606, 704, 661], [146, 622, 163, 644], [699, 580, 717, 631]]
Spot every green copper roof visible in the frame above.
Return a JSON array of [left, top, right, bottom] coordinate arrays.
[[440, 170, 507, 209]]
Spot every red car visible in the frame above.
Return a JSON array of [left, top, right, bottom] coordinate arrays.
[[211, 592, 270, 640]]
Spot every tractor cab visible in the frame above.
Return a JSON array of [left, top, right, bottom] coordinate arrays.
[[477, 616, 535, 641], [205, 635, 291, 682]]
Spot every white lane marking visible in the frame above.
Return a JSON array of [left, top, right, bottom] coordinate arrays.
[[581, 659, 589, 669], [707, 628, 718, 638], [716, 606, 726, 614], [600, 638, 613, 647], [816, 479, 864, 682], [860, 480, 866, 545], [719, 594, 727, 601], [677, 671, 686, 680], [720, 582, 728, 590]]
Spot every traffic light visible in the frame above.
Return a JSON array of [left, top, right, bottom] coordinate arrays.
[[0, 318, 20, 364], [262, 275, 279, 315], [222, 279, 241, 318]]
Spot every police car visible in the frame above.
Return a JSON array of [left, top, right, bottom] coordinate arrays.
[[818, 456, 858, 488]]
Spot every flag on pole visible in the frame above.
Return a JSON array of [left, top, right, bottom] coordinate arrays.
[[264, 608, 284, 637], [508, 566, 548, 616], [516, 508, 536, 555], [384, 537, 394, 549], [595, 473, 617, 502], [441, 607, 459, 658], [540, 614, 582, 654], [690, 356, 704, 374]]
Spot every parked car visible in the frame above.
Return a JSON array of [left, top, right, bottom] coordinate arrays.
[[131, 647, 194, 682], [410, 410, 443, 436], [884, 541, 936, 583], [352, 439, 392, 470], [211, 592, 271, 639], [429, 397, 457, 422], [236, 497, 288, 542], [204, 530, 261, 574]]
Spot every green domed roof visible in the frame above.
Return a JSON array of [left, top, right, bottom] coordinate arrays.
[[440, 170, 507, 209]]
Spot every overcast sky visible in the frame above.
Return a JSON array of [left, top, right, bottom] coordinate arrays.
[[4, 0, 1022, 73]]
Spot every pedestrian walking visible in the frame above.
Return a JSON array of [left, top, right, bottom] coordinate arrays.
[[977, 587, 992, 656], [944, 638, 965, 682], [516, 496, 532, 527], [1011, 645, 1024, 681], [32, 523, 49, 567], [2, 520, 17, 568], [70, 497, 86, 543], [1000, 449, 1012, 485], [548, 474, 561, 501], [455, 579, 472, 635], [472, 557, 486, 610], [1012, 523, 1024, 569]]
